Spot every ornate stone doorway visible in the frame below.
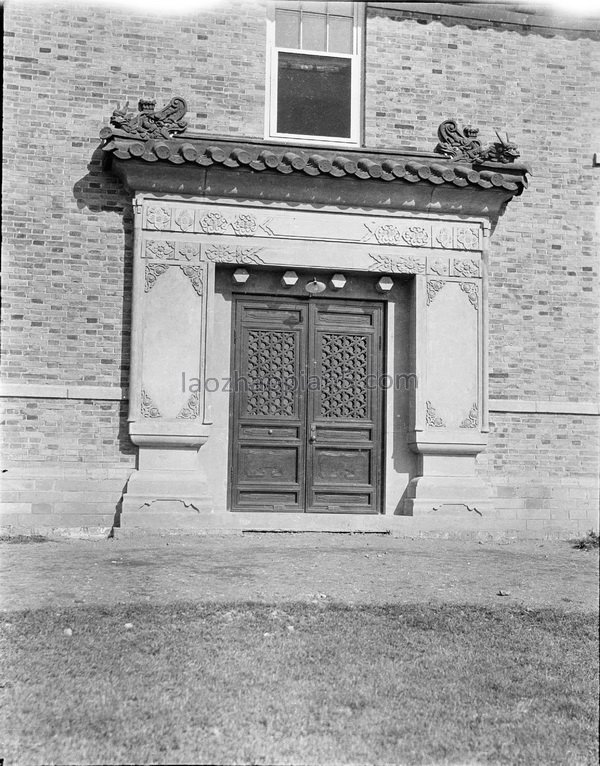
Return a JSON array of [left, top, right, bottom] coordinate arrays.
[[230, 295, 383, 513]]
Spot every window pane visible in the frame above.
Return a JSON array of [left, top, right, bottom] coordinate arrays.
[[302, 13, 327, 51], [328, 15, 353, 53], [277, 53, 352, 138], [276, 10, 300, 49]]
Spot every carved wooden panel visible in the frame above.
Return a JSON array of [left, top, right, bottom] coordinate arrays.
[[230, 297, 383, 514]]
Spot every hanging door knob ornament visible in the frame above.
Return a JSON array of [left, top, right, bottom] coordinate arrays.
[[305, 276, 326, 294]]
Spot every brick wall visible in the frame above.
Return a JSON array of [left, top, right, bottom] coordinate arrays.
[[2, 2, 598, 534]]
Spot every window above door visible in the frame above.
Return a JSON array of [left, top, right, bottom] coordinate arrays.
[[265, 1, 363, 146]]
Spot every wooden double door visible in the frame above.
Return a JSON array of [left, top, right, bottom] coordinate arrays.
[[230, 296, 384, 513]]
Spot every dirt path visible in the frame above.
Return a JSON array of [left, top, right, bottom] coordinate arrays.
[[0, 534, 597, 614]]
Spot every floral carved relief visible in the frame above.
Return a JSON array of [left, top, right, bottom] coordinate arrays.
[[141, 387, 161, 418], [459, 281, 479, 310], [177, 391, 200, 419], [204, 244, 265, 265], [426, 401, 445, 428], [426, 279, 445, 305], [460, 403, 478, 429], [144, 240, 176, 260], [453, 258, 480, 278], [435, 228, 453, 249], [197, 211, 229, 234], [146, 206, 171, 230], [231, 213, 258, 236], [144, 263, 170, 292], [174, 208, 194, 232], [177, 243, 200, 261], [369, 253, 426, 274], [455, 227, 480, 250], [403, 226, 430, 247], [428, 257, 449, 276], [180, 265, 204, 296]]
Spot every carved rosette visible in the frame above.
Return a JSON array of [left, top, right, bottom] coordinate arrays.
[[177, 243, 200, 261], [145, 240, 175, 260], [455, 227, 480, 251], [459, 281, 479, 310], [428, 257, 449, 276], [231, 213, 258, 236], [369, 253, 426, 274], [453, 258, 480, 278], [426, 401, 445, 428], [204, 244, 265, 265], [460, 403, 478, 429], [197, 211, 228, 234], [144, 263, 170, 292], [141, 387, 161, 418], [435, 228, 453, 249], [174, 208, 194, 232], [146, 206, 171, 230], [403, 226, 430, 247], [177, 391, 200, 419], [426, 279, 445, 305]]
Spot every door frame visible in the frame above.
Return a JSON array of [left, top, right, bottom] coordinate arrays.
[[228, 291, 386, 514]]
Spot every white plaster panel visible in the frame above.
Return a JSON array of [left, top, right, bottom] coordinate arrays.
[[426, 281, 479, 430], [141, 267, 202, 420]]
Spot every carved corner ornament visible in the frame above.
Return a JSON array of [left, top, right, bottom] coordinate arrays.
[[426, 401, 445, 428], [435, 119, 520, 165], [140, 387, 161, 418], [459, 281, 479, 310], [177, 391, 200, 419], [460, 403, 479, 429], [102, 96, 188, 140], [426, 279, 445, 305]]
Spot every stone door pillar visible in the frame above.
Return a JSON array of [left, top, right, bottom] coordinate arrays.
[[405, 226, 491, 514], [122, 198, 214, 518]]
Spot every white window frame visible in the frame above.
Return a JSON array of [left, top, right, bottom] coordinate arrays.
[[265, 3, 363, 146]]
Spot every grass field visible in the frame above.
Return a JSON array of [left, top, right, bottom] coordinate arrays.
[[1, 601, 598, 765]]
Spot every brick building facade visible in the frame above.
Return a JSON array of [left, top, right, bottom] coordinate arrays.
[[2, 1, 599, 536]]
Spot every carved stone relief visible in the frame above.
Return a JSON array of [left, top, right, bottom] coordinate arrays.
[[426, 279, 445, 305], [369, 253, 426, 274], [146, 206, 171, 230], [426, 401, 445, 428], [459, 281, 479, 310], [204, 244, 265, 264], [180, 266, 204, 296], [460, 403, 478, 429], [402, 226, 430, 247], [144, 263, 170, 292], [144, 263, 204, 295], [177, 391, 200, 419], [455, 227, 480, 251], [435, 228, 453, 249], [428, 257, 450, 276], [453, 258, 480, 278], [141, 387, 161, 418]]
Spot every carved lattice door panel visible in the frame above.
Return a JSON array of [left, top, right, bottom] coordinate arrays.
[[231, 297, 383, 513]]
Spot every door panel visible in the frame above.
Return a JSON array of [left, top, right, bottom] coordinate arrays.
[[306, 301, 382, 513], [231, 299, 307, 511], [231, 296, 383, 513]]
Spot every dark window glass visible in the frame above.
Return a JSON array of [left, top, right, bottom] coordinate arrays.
[[277, 52, 352, 138]]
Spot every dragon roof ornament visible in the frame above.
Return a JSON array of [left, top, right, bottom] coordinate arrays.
[[435, 119, 521, 165], [99, 96, 188, 141]]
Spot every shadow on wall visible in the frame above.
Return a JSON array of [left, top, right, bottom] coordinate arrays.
[[72, 145, 135, 464]]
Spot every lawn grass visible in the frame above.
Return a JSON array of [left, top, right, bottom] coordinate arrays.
[[1, 602, 598, 765]]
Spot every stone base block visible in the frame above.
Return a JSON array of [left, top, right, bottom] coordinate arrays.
[[403, 475, 493, 516], [121, 469, 214, 523]]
